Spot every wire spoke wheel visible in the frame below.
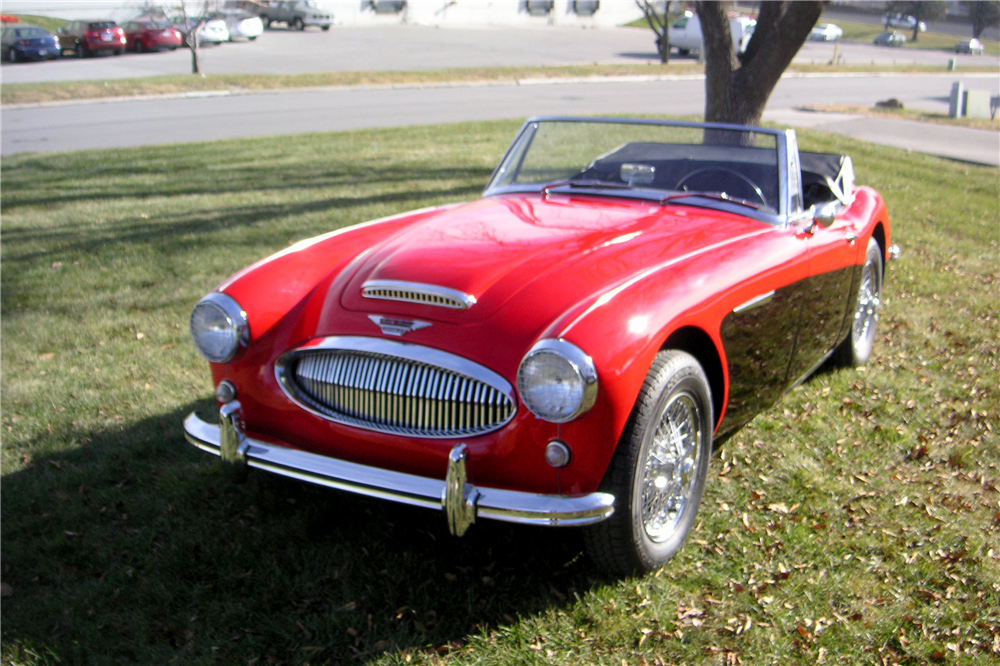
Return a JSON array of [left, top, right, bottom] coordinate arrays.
[[640, 392, 702, 542], [835, 237, 883, 367], [852, 255, 880, 350], [584, 350, 712, 576]]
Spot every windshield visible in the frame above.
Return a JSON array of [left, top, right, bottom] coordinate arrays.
[[14, 27, 50, 38], [485, 119, 783, 215]]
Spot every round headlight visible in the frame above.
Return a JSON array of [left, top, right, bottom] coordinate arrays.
[[190, 293, 248, 363], [517, 339, 598, 423]]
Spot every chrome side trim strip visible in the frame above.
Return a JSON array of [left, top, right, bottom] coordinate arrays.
[[362, 279, 477, 310], [733, 290, 775, 315], [183, 411, 615, 529]]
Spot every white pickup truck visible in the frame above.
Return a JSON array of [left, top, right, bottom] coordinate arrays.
[[667, 11, 756, 56]]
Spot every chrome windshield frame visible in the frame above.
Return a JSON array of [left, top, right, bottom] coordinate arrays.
[[483, 116, 804, 226]]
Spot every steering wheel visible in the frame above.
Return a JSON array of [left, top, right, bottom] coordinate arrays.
[[675, 167, 767, 206]]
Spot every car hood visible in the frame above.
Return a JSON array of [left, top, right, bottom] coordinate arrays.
[[330, 194, 765, 334]]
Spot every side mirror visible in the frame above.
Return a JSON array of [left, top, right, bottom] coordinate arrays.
[[813, 201, 838, 228]]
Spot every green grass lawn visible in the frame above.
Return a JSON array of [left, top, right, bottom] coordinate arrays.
[[1, 121, 997, 665], [834, 17, 1000, 56]]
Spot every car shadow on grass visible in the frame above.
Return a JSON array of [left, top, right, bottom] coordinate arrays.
[[1, 399, 609, 664]]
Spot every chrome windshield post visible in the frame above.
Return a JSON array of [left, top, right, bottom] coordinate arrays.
[[443, 444, 479, 536]]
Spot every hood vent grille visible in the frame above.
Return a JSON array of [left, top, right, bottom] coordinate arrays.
[[361, 280, 476, 310]]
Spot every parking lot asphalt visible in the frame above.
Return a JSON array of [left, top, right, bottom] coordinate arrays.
[[2, 25, 996, 84]]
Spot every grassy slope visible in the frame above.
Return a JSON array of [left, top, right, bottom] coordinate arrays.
[[4, 14, 67, 33], [1, 121, 997, 665], [835, 17, 1000, 56], [625, 12, 1000, 56]]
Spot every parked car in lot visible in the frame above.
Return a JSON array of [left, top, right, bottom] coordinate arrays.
[[809, 23, 843, 41], [885, 13, 925, 32], [171, 15, 230, 45], [666, 10, 755, 56], [120, 19, 182, 52], [213, 11, 264, 41], [57, 20, 126, 57], [255, 0, 333, 31], [1, 24, 59, 62], [873, 30, 906, 47], [184, 117, 892, 575], [955, 38, 984, 55]]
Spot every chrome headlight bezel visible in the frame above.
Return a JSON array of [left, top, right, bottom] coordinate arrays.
[[190, 292, 249, 364], [516, 339, 598, 423]]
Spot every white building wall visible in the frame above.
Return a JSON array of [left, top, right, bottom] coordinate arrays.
[[329, 1, 643, 28], [1, 0, 644, 28]]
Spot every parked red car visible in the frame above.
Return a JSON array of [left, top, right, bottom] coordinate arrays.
[[121, 20, 182, 52], [57, 20, 126, 57], [184, 118, 893, 575]]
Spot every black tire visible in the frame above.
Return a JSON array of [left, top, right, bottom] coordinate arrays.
[[293, 17, 305, 31], [834, 237, 883, 367], [584, 350, 713, 576], [135, 40, 145, 53], [678, 48, 690, 57], [321, 25, 330, 31], [8, 48, 17, 63], [76, 43, 87, 58], [113, 48, 123, 56]]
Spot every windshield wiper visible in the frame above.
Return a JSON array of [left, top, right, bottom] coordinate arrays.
[[542, 179, 633, 195], [660, 191, 759, 211]]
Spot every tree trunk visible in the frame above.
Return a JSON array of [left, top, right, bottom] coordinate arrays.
[[697, 1, 826, 138], [659, 1, 671, 64], [190, 34, 200, 74], [636, 0, 670, 64]]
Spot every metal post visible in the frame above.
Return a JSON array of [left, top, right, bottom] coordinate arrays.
[[949, 81, 964, 118]]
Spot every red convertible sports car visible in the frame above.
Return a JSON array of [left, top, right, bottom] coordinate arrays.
[[185, 118, 892, 574]]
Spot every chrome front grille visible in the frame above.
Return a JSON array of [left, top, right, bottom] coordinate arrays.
[[361, 280, 476, 310], [276, 337, 516, 438]]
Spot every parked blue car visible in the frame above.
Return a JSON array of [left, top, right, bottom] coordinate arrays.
[[1, 24, 59, 62]]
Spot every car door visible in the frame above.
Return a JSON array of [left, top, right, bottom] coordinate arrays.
[[785, 213, 860, 382], [716, 224, 814, 438]]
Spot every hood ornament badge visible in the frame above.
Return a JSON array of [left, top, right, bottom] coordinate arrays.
[[368, 315, 432, 337]]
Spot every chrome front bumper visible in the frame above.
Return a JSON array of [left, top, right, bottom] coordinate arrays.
[[183, 404, 615, 536]]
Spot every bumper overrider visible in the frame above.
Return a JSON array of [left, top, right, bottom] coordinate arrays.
[[183, 402, 615, 536]]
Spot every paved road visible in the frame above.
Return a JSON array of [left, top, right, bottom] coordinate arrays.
[[1, 25, 995, 84], [4, 72, 998, 163], [2, 25, 997, 163]]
